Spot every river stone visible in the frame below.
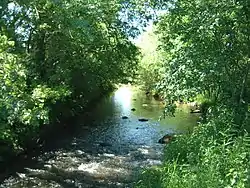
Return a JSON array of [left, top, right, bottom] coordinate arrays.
[[16, 172, 26, 179], [138, 118, 148, 122], [158, 135, 174, 144], [131, 108, 136, 111], [44, 164, 52, 169], [76, 150, 85, 155], [103, 153, 115, 157], [121, 116, 128, 119]]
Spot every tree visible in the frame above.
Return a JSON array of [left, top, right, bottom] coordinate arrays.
[[156, 0, 250, 124], [0, 0, 144, 152]]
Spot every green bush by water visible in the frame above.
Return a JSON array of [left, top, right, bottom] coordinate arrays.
[[136, 110, 250, 188], [136, 0, 250, 186]]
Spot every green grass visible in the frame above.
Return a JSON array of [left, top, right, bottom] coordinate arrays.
[[136, 111, 250, 188]]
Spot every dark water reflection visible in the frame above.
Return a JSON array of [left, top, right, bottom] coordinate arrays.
[[0, 85, 199, 188]]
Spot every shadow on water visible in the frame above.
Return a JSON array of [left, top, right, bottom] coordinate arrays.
[[0, 85, 199, 187]]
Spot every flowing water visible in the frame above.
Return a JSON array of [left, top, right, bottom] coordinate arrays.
[[0, 85, 199, 188]]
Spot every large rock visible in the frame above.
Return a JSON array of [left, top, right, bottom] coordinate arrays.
[[158, 135, 174, 144]]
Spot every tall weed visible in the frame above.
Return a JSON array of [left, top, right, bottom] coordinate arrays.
[[136, 110, 250, 188]]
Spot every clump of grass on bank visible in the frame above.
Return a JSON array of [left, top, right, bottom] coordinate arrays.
[[136, 111, 250, 188]]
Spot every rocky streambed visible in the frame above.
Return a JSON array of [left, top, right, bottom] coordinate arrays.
[[0, 86, 199, 188]]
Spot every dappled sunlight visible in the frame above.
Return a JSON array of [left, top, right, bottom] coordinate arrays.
[[1, 143, 163, 187], [1, 86, 197, 187], [1, 0, 247, 187]]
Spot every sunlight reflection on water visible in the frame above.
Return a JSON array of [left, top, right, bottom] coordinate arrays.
[[0, 85, 200, 188], [113, 85, 132, 111]]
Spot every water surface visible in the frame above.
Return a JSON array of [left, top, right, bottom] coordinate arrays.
[[0, 85, 199, 188]]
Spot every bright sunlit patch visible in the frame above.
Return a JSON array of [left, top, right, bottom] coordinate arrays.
[[114, 86, 132, 110], [138, 148, 149, 154], [78, 161, 126, 175], [78, 162, 100, 173]]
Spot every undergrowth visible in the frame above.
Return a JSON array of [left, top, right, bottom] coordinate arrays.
[[136, 110, 250, 188]]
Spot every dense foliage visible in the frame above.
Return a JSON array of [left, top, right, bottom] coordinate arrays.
[[137, 113, 250, 187], [1, 0, 249, 186], [0, 0, 144, 157], [136, 0, 250, 187], [157, 0, 250, 118], [135, 27, 164, 93]]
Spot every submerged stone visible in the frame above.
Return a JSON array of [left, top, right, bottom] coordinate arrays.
[[138, 118, 148, 122], [122, 116, 128, 119]]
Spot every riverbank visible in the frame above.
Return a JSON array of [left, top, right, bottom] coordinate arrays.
[[136, 108, 250, 188], [0, 85, 115, 176]]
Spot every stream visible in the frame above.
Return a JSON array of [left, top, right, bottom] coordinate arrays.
[[0, 85, 199, 188]]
